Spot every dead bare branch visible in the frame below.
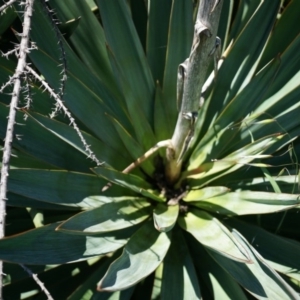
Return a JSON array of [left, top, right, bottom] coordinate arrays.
[[20, 264, 54, 300], [0, 0, 18, 14], [165, 0, 224, 183], [0, 0, 35, 297]]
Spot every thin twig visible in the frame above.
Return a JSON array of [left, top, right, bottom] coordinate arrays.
[[21, 70, 34, 113], [20, 264, 54, 300], [1, 47, 19, 59], [0, 0, 35, 297], [0, 0, 17, 14], [26, 65, 104, 167], [122, 140, 172, 174], [0, 76, 14, 93], [102, 140, 172, 192]]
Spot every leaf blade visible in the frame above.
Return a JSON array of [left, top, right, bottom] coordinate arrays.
[[98, 221, 171, 291], [0, 224, 136, 264], [8, 169, 131, 208], [97, 0, 155, 128], [178, 208, 250, 263], [153, 203, 179, 232], [93, 167, 165, 202], [208, 230, 300, 300], [57, 199, 151, 234], [188, 191, 300, 216], [161, 229, 201, 300]]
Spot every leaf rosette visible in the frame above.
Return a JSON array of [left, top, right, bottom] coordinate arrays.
[[1, 0, 300, 298]]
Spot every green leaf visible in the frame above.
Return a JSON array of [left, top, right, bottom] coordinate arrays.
[[0, 56, 70, 121], [146, 0, 172, 85], [154, 83, 171, 141], [228, 218, 300, 282], [151, 264, 163, 299], [57, 16, 81, 38], [57, 199, 151, 234], [189, 191, 300, 216], [208, 230, 300, 299], [28, 112, 131, 169], [261, 167, 281, 193], [0, 4, 16, 35], [0, 104, 95, 172], [186, 134, 284, 189], [105, 45, 157, 151], [184, 186, 230, 202], [200, 0, 280, 137], [1, 146, 55, 170], [49, 0, 117, 91], [162, 0, 194, 134], [153, 203, 179, 232], [0, 223, 137, 264], [107, 114, 154, 175], [7, 193, 78, 210], [3, 260, 101, 299], [161, 229, 201, 300], [0, 57, 14, 106], [190, 57, 281, 168], [8, 169, 131, 208], [68, 254, 135, 300], [79, 196, 141, 209], [131, 273, 156, 299], [85, 0, 97, 10], [92, 166, 151, 189], [27, 1, 133, 152], [227, 175, 298, 194], [178, 208, 250, 263], [97, 0, 155, 129], [227, 0, 261, 42], [130, 0, 147, 49], [92, 287, 135, 300], [186, 234, 248, 300], [97, 221, 171, 291], [236, 64, 300, 156], [217, 0, 234, 51], [259, 0, 300, 69], [226, 35, 300, 155], [93, 166, 165, 202]]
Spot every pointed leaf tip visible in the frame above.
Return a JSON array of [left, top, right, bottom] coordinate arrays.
[[97, 221, 171, 291], [153, 203, 179, 232]]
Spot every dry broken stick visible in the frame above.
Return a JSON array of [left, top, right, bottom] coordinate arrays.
[[0, 0, 35, 297], [26, 66, 103, 167], [0, 0, 18, 14], [20, 264, 54, 300]]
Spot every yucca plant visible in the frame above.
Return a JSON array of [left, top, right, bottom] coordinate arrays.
[[1, 0, 300, 298]]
